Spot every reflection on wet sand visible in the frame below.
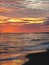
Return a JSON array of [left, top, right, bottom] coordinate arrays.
[[0, 60, 24, 65], [0, 50, 47, 65]]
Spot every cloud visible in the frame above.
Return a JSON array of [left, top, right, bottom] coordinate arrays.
[[26, 0, 49, 1], [0, 7, 15, 13], [43, 17, 49, 25], [0, 0, 49, 18], [39, 0, 49, 1], [22, 1, 49, 10], [0, 15, 45, 24]]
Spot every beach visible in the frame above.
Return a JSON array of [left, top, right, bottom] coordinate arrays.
[[0, 33, 49, 65]]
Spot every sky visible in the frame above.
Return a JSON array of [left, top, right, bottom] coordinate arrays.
[[0, 0, 49, 33]]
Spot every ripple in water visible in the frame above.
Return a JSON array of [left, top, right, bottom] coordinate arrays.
[[0, 33, 49, 65]]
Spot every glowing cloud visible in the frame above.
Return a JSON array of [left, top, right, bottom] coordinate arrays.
[[0, 15, 46, 24], [8, 18, 22, 22], [0, 0, 49, 18], [22, 18, 45, 24], [7, 18, 46, 24]]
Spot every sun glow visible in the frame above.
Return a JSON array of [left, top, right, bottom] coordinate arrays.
[[7, 18, 45, 24], [22, 18, 45, 24], [0, 16, 45, 24], [8, 18, 22, 22]]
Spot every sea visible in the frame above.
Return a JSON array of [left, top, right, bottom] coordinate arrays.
[[0, 33, 49, 65]]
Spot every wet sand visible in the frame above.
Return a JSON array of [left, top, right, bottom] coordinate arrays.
[[0, 50, 47, 65]]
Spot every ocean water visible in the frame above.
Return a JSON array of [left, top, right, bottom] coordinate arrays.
[[0, 33, 49, 65]]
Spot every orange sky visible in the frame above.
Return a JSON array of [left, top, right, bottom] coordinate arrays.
[[0, 23, 49, 33], [0, 16, 49, 33], [0, 0, 49, 33]]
